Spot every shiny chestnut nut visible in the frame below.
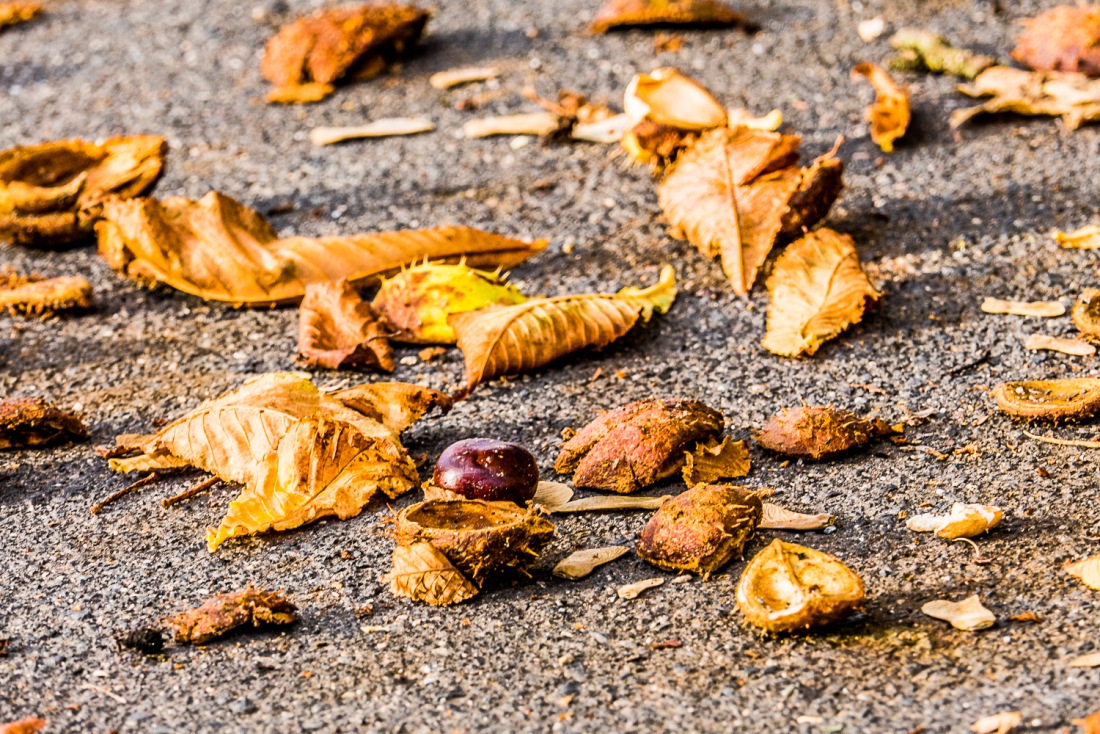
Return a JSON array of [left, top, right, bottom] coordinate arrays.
[[432, 438, 539, 504]]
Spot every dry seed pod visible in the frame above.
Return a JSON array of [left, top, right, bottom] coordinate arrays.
[[1073, 289, 1100, 342], [906, 503, 1003, 539], [637, 484, 762, 578], [555, 398, 724, 494], [0, 397, 87, 449], [754, 405, 892, 460], [991, 378, 1100, 421], [736, 539, 865, 633], [393, 499, 554, 588]]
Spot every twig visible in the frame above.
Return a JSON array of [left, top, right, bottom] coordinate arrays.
[[952, 537, 993, 565], [90, 473, 159, 515], [161, 475, 219, 509], [1023, 430, 1100, 449], [944, 351, 989, 376]]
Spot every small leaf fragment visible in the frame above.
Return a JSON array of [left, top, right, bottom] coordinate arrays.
[[384, 541, 480, 605], [851, 62, 910, 153], [905, 503, 1003, 539], [551, 495, 671, 513], [759, 502, 834, 530], [1024, 333, 1095, 356], [1070, 652, 1100, 668], [0, 397, 86, 450], [168, 587, 297, 644], [921, 595, 995, 631], [952, 66, 1100, 131], [617, 577, 665, 599], [889, 28, 993, 79], [1057, 225, 1100, 249], [1072, 289, 1100, 342], [1012, 6, 1100, 76], [589, 0, 746, 34], [309, 118, 434, 146], [992, 378, 1100, 420], [0, 273, 92, 316], [429, 66, 499, 90], [970, 711, 1022, 734], [553, 546, 629, 580], [755, 405, 891, 460], [981, 297, 1065, 318], [682, 437, 750, 486], [531, 480, 574, 509], [297, 279, 394, 371], [1066, 554, 1100, 591]]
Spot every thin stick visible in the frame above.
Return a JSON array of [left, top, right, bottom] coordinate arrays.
[[161, 475, 219, 509], [90, 473, 159, 515], [951, 537, 992, 565], [1023, 430, 1100, 449]]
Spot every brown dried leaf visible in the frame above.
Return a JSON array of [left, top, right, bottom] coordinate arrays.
[[981, 297, 1065, 318], [971, 711, 1023, 734], [310, 118, 434, 146], [0, 397, 86, 450], [328, 381, 452, 434], [1057, 225, 1100, 249], [384, 541, 479, 605], [617, 577, 665, 599], [0, 272, 92, 316], [682, 437, 749, 486], [555, 397, 723, 494], [168, 587, 297, 644], [0, 718, 45, 734], [1073, 289, 1100, 342], [637, 484, 762, 577], [755, 405, 891, 460], [921, 595, 996, 631], [449, 265, 676, 395], [1024, 333, 1095, 356], [297, 279, 394, 371], [96, 191, 546, 306], [1, 136, 166, 247], [759, 502, 834, 530], [553, 546, 629, 580], [1066, 554, 1100, 590], [992, 378, 1100, 420], [851, 63, 910, 153], [1013, 6, 1100, 76], [952, 66, 1100, 130], [262, 3, 429, 104], [736, 539, 865, 632], [0, 2, 40, 30], [550, 494, 670, 513], [590, 0, 745, 33], [906, 503, 1003, 539], [763, 228, 880, 357]]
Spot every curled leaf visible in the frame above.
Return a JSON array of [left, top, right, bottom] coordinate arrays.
[[1024, 333, 1095, 356], [1073, 289, 1100, 341], [1056, 225, 1100, 249], [590, 0, 745, 33], [889, 28, 994, 79], [624, 67, 728, 130], [298, 279, 393, 371], [550, 494, 670, 513], [553, 546, 629, 580], [618, 577, 664, 599], [906, 503, 1003, 539], [0, 272, 92, 316], [759, 502, 834, 530], [755, 404, 892, 460], [1066, 554, 1100, 591], [851, 62, 910, 153], [921, 595, 995, 631], [971, 711, 1023, 734], [763, 228, 880, 357], [0, 397, 86, 449], [682, 436, 750, 486], [450, 265, 676, 395], [992, 378, 1100, 420], [384, 541, 479, 605], [1012, 5, 1100, 76], [96, 191, 546, 306], [981, 297, 1064, 318], [0, 2, 39, 30], [309, 118, 435, 146], [168, 587, 297, 644], [779, 143, 845, 240], [952, 66, 1100, 131]]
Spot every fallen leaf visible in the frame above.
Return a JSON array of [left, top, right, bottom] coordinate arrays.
[[0, 2, 39, 30], [921, 595, 996, 631], [1070, 651, 1100, 668], [637, 484, 762, 577], [462, 112, 565, 138], [309, 118, 435, 146], [372, 261, 527, 344], [0, 272, 92, 316], [1073, 289, 1100, 342], [553, 546, 629, 580], [851, 62, 910, 153], [759, 502, 834, 530], [1024, 333, 1095, 356], [736, 539, 865, 632], [992, 378, 1100, 420], [952, 66, 1100, 131], [1066, 554, 1100, 590], [96, 191, 546, 306], [755, 405, 892, 460], [1009, 611, 1041, 623], [418, 345, 447, 362], [763, 228, 880, 357], [1, 136, 166, 247], [1056, 225, 1100, 249], [981, 297, 1065, 317], [261, 3, 429, 104], [970, 711, 1022, 734], [0, 718, 45, 734], [168, 587, 297, 644], [906, 503, 1003, 539], [450, 265, 676, 395], [531, 480, 574, 509], [624, 67, 728, 131], [1013, 5, 1100, 76], [0, 397, 86, 449], [682, 437, 750, 486], [589, 0, 745, 33], [429, 66, 499, 89], [555, 398, 723, 494], [889, 28, 994, 79], [384, 540, 480, 605], [617, 577, 665, 599], [297, 279, 394, 371], [1077, 713, 1100, 733], [327, 380, 452, 433]]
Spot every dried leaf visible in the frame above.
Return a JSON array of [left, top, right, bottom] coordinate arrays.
[[0, 397, 86, 449], [551, 494, 670, 513], [0, 272, 92, 316], [682, 437, 750, 486], [262, 3, 429, 104], [1066, 554, 1100, 590], [372, 261, 527, 344], [462, 112, 566, 138], [1056, 225, 1100, 249], [384, 541, 479, 605], [553, 546, 629, 580], [981, 297, 1065, 318], [617, 577, 665, 599], [0, 2, 39, 30], [755, 405, 891, 460], [429, 66, 499, 90], [590, 0, 744, 33], [168, 587, 297, 644], [624, 67, 728, 131], [450, 265, 676, 395], [1073, 289, 1100, 342], [96, 191, 546, 306], [727, 107, 784, 131], [531, 480, 574, 508], [1013, 6, 1100, 76], [759, 502, 834, 530], [0, 718, 45, 734], [328, 381, 452, 434], [637, 484, 762, 577], [779, 143, 845, 240], [970, 711, 1023, 734], [309, 118, 435, 146], [297, 279, 393, 371], [921, 595, 996, 631], [1024, 333, 1095, 356], [555, 398, 723, 494], [992, 378, 1100, 420], [952, 66, 1100, 131], [851, 63, 910, 153], [763, 228, 880, 357], [736, 539, 865, 632], [1, 136, 166, 247], [889, 28, 994, 79], [906, 503, 1003, 539], [1070, 652, 1100, 668]]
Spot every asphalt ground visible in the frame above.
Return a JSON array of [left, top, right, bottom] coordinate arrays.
[[2, 0, 1100, 731]]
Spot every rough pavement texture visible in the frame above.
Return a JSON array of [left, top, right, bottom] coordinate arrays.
[[3, 0, 1100, 732]]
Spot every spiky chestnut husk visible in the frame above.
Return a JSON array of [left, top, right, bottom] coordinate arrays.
[[0, 397, 87, 449], [637, 483, 762, 578], [394, 499, 554, 587], [753, 405, 892, 461]]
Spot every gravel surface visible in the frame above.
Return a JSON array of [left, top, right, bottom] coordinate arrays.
[[3, 0, 1100, 732]]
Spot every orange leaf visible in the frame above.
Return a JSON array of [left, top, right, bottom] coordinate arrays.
[[297, 279, 394, 371], [851, 62, 910, 153]]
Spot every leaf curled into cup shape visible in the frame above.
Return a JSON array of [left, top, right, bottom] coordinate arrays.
[[905, 503, 1003, 539], [921, 595, 996, 631], [754, 405, 892, 461], [736, 539, 865, 633], [371, 262, 527, 344], [1073, 289, 1100, 342], [553, 546, 629, 580], [297, 279, 394, 371], [554, 398, 723, 494], [970, 711, 1023, 734], [167, 587, 297, 644], [1012, 5, 1100, 76], [589, 0, 746, 34], [384, 540, 480, 605], [0, 397, 86, 450], [624, 68, 728, 131], [851, 63, 910, 153], [1066, 554, 1100, 591], [991, 378, 1100, 421], [0, 272, 92, 317], [682, 437, 750, 486], [637, 484, 762, 578]]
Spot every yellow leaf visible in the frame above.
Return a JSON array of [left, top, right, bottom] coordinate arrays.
[[851, 62, 910, 153], [762, 229, 880, 357], [449, 265, 676, 394], [328, 381, 453, 434], [95, 191, 547, 306]]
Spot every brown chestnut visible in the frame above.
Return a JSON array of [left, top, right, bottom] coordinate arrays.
[[432, 438, 539, 504]]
